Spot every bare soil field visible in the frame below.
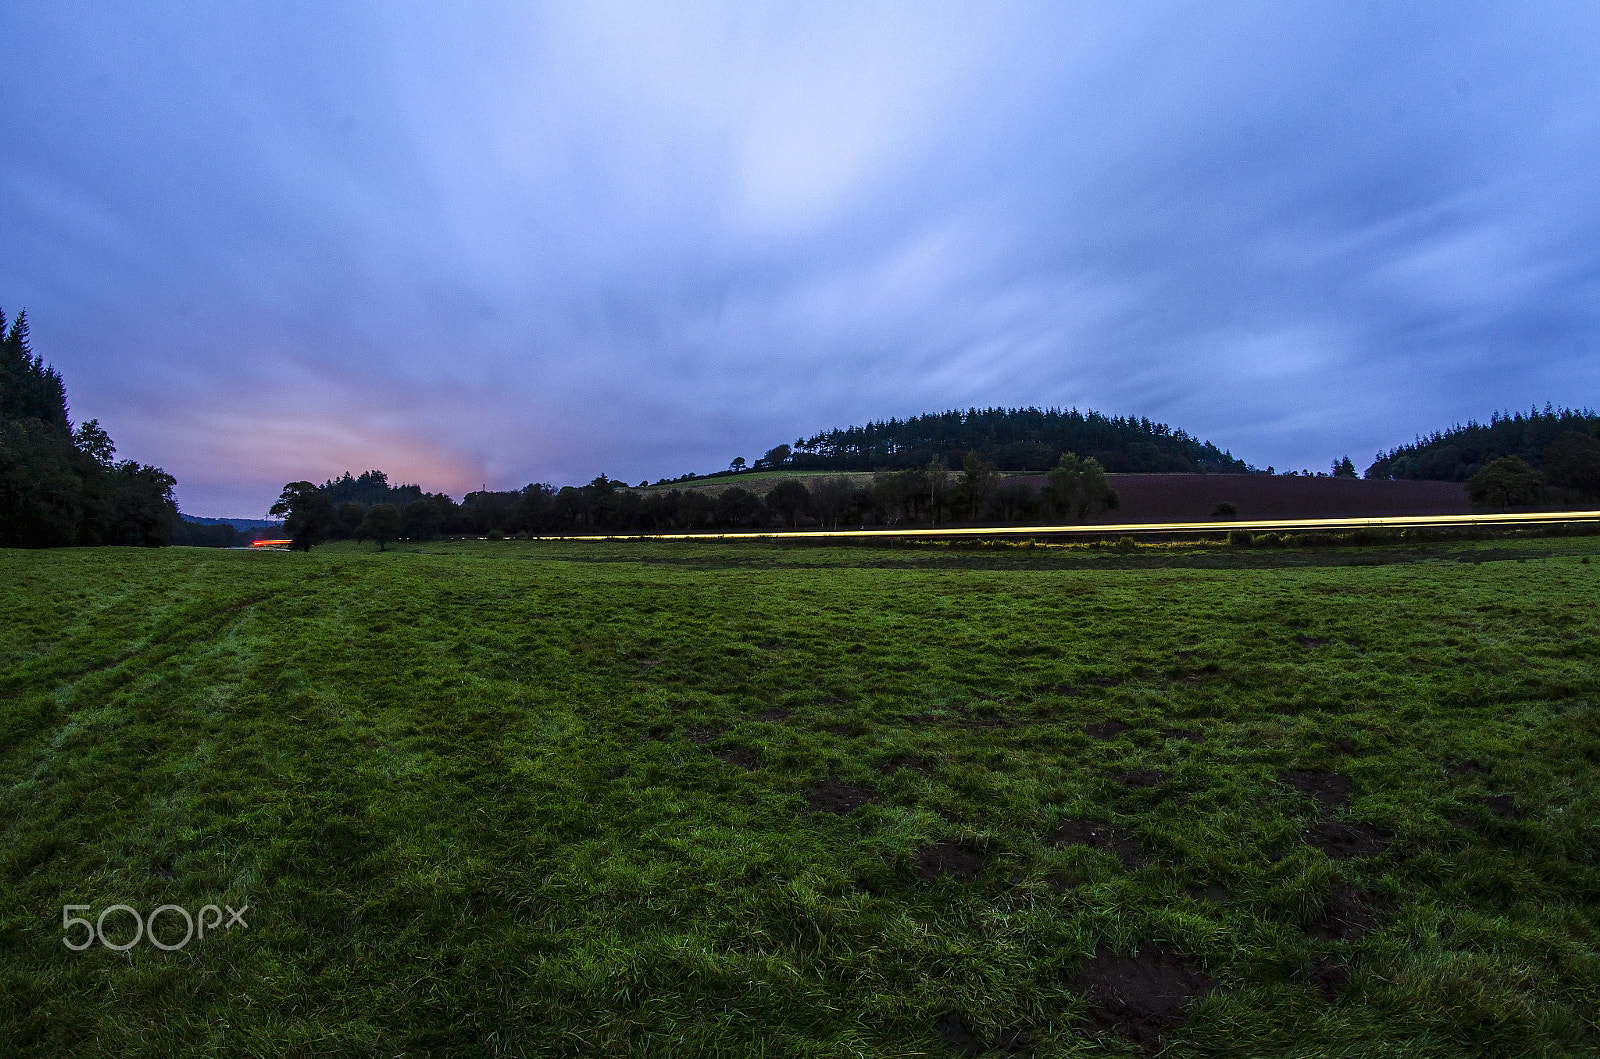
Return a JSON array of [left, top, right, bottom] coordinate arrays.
[[1095, 474, 1476, 522]]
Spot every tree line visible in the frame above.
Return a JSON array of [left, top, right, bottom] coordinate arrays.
[[1365, 406, 1600, 490], [269, 453, 1121, 549], [734, 406, 1252, 476], [0, 309, 178, 548]]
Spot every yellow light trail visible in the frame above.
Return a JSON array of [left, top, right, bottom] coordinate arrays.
[[540, 509, 1600, 542]]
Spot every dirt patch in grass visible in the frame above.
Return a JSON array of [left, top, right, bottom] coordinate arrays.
[[1310, 957, 1350, 998], [1163, 728, 1203, 743], [959, 709, 1017, 730], [830, 723, 858, 737], [1295, 635, 1331, 649], [805, 780, 876, 814], [1485, 793, 1521, 819], [932, 1012, 1032, 1056], [1280, 771, 1352, 814], [1089, 676, 1125, 688], [933, 1013, 983, 1058], [1304, 821, 1390, 859], [686, 726, 722, 745], [915, 842, 986, 881], [1334, 738, 1359, 755], [1191, 883, 1229, 905], [902, 713, 942, 728], [1114, 769, 1166, 788], [1084, 720, 1129, 740], [1446, 760, 1487, 776], [1454, 794, 1522, 830], [715, 746, 758, 769], [1052, 819, 1146, 868], [757, 708, 792, 722], [644, 725, 671, 741], [1067, 945, 1217, 1046], [877, 755, 929, 775], [1309, 887, 1378, 940]]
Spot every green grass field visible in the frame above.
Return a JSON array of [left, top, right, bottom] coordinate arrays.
[[2, 536, 1598, 1057]]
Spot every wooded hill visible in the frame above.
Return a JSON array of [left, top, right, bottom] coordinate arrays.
[[1365, 406, 1600, 490], [768, 407, 1252, 474]]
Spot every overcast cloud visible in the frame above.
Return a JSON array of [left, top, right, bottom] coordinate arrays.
[[3, 1, 1598, 515]]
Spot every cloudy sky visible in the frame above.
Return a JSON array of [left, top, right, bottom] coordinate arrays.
[[4, 2, 1598, 516]]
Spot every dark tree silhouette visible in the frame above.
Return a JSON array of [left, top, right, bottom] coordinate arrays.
[[356, 502, 401, 550], [1467, 456, 1543, 507], [270, 482, 338, 551]]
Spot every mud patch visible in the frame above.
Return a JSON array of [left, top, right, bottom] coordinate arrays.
[[1333, 738, 1358, 755], [959, 708, 1017, 729], [933, 1013, 1033, 1056], [1051, 819, 1146, 868], [933, 1013, 982, 1058], [1304, 821, 1389, 859], [1308, 887, 1377, 941], [715, 746, 758, 769], [644, 725, 672, 741], [805, 780, 876, 815], [915, 842, 986, 881], [685, 726, 723, 745], [757, 708, 792, 723], [1191, 883, 1229, 906], [1162, 728, 1203, 743], [1067, 945, 1217, 1046], [1445, 760, 1486, 777], [1280, 771, 1351, 814], [830, 723, 859, 738], [877, 755, 929, 775], [1309, 957, 1349, 998], [1084, 720, 1129, 741], [1115, 769, 1166, 788], [1485, 793, 1520, 820], [1294, 636, 1331, 649], [1089, 676, 1125, 688]]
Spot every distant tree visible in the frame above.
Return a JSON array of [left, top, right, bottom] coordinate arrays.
[[270, 481, 338, 550], [1333, 456, 1357, 478], [991, 478, 1038, 523], [1543, 431, 1600, 497], [1043, 453, 1118, 521], [71, 419, 115, 464], [356, 502, 400, 550], [403, 492, 456, 539], [954, 452, 999, 520], [335, 501, 364, 538], [766, 479, 811, 527], [926, 456, 948, 523], [1466, 455, 1542, 507], [810, 476, 856, 529], [871, 470, 915, 524], [716, 486, 764, 527], [729, 456, 747, 473], [756, 444, 791, 470]]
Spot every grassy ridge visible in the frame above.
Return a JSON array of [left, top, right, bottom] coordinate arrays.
[[2, 539, 1598, 1056]]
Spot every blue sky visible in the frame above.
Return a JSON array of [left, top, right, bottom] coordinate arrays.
[[3, 2, 1598, 516]]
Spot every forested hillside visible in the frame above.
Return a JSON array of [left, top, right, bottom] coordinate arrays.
[[1365, 407, 1600, 484], [0, 310, 177, 547], [768, 407, 1251, 474]]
